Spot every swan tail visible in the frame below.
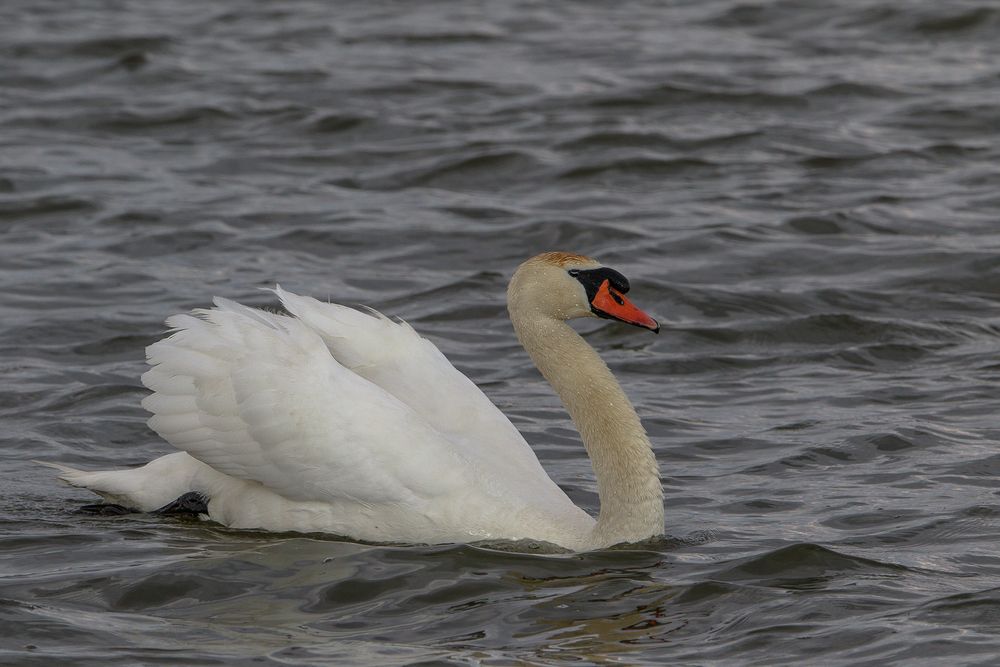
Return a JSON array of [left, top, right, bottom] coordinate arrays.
[[35, 452, 211, 512]]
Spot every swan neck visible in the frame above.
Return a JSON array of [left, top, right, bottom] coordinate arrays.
[[510, 312, 664, 548]]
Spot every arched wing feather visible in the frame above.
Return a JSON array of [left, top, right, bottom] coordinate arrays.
[[141, 303, 467, 506], [274, 287, 557, 489]]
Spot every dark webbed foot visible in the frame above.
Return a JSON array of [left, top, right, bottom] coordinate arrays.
[[153, 492, 209, 516]]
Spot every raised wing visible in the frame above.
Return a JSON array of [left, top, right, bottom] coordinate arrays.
[[141, 299, 470, 507], [274, 287, 554, 483]]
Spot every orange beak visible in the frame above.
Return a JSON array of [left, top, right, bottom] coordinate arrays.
[[591, 279, 659, 333]]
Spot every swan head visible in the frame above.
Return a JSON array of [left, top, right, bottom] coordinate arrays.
[[508, 252, 659, 333]]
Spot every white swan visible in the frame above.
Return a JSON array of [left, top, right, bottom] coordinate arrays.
[[42, 252, 664, 551]]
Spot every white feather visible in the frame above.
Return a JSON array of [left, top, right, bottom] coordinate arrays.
[[45, 288, 592, 547]]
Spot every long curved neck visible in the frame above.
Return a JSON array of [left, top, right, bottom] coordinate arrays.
[[510, 311, 664, 547]]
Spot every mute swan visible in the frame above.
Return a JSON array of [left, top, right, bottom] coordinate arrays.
[[42, 252, 664, 551]]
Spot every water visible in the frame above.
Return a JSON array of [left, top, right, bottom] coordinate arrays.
[[2, 0, 1000, 664]]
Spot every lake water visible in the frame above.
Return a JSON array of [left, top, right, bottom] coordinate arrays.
[[2, 1, 1000, 665]]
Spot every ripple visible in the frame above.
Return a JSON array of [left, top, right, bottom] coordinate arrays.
[[713, 543, 909, 585], [0, 196, 98, 222], [586, 82, 807, 110], [104, 229, 230, 257], [334, 150, 547, 191], [92, 106, 237, 132], [306, 112, 371, 134], [560, 155, 715, 180], [914, 587, 1000, 630], [913, 7, 999, 34], [68, 35, 174, 58]]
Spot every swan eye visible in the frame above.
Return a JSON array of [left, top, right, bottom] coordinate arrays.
[[568, 269, 580, 277]]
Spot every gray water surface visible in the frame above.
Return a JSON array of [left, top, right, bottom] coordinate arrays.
[[3, 1, 1000, 665]]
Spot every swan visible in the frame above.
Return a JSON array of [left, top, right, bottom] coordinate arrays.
[[41, 252, 664, 551]]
